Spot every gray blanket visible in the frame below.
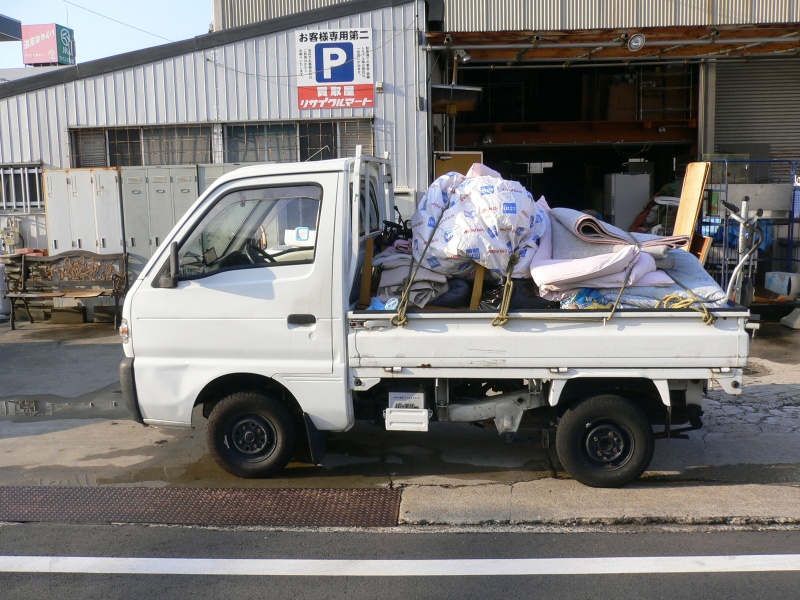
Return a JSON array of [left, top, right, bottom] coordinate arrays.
[[550, 207, 690, 259], [373, 249, 449, 307], [597, 249, 729, 309]]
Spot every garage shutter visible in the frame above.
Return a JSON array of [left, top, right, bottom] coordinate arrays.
[[70, 130, 107, 167], [339, 120, 373, 157], [715, 59, 800, 161]]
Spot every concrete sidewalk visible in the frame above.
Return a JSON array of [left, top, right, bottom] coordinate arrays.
[[1, 320, 799, 526]]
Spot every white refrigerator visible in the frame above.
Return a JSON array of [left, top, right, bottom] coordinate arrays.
[[604, 173, 651, 231]]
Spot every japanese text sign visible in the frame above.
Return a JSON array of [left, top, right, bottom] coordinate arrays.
[[22, 23, 75, 66], [295, 29, 374, 110]]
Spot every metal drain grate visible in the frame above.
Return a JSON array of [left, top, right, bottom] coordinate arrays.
[[0, 487, 400, 527]]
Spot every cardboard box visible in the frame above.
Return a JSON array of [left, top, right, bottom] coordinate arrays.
[[92, 305, 119, 323], [664, 90, 687, 110], [607, 83, 636, 120], [51, 306, 86, 324], [640, 93, 664, 116]]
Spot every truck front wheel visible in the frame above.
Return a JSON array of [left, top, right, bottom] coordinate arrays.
[[207, 391, 297, 478], [556, 395, 654, 488]]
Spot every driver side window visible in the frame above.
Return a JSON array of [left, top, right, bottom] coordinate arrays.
[[177, 184, 321, 279]]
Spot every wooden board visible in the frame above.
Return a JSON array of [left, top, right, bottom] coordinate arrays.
[[469, 265, 486, 309], [358, 237, 375, 308], [689, 234, 712, 266], [62, 290, 107, 299], [673, 161, 710, 237]]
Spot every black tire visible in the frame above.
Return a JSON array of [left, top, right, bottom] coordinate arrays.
[[556, 394, 655, 488], [206, 391, 296, 478]]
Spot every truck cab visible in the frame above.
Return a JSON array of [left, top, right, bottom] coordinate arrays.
[[120, 153, 392, 474]]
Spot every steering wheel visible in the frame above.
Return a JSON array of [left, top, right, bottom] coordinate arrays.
[[244, 242, 276, 263]]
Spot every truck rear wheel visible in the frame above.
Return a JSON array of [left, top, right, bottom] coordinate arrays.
[[207, 391, 296, 478], [556, 394, 654, 488]]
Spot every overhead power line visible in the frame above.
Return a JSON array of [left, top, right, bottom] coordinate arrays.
[[62, 0, 175, 43]]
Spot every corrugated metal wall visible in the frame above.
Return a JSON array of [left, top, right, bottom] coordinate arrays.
[[214, 0, 800, 31], [715, 59, 800, 160], [442, 0, 800, 31], [0, 2, 428, 195], [213, 0, 357, 30], [212, 0, 800, 31]]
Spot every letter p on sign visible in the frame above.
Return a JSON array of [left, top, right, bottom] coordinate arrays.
[[316, 42, 354, 82]]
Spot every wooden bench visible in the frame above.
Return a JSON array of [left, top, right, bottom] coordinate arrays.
[[4, 251, 126, 330]]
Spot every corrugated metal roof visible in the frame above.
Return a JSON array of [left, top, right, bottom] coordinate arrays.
[[0, 13, 22, 42], [0, 0, 406, 100]]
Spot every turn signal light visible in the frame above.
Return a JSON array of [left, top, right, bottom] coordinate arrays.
[[119, 318, 129, 343]]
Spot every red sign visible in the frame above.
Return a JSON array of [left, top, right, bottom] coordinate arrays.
[[298, 84, 374, 110], [22, 24, 58, 65]]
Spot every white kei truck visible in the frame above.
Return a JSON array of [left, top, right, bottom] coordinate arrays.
[[119, 152, 751, 488]]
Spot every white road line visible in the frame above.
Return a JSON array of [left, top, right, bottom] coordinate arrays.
[[1, 555, 800, 576]]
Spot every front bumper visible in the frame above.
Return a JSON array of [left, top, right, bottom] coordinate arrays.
[[120, 357, 144, 424]]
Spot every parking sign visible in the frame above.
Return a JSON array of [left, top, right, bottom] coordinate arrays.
[[296, 29, 374, 110]]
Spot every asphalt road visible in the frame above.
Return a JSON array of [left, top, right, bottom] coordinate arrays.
[[2, 320, 800, 599], [1, 524, 799, 599]]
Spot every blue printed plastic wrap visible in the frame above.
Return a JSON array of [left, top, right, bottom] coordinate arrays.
[[411, 164, 546, 280]]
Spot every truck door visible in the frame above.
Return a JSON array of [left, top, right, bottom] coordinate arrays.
[[129, 173, 339, 425]]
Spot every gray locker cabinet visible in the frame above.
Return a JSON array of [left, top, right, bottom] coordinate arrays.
[[43, 168, 124, 255], [147, 168, 175, 253], [171, 167, 199, 223], [197, 164, 227, 195], [68, 169, 97, 251], [121, 168, 152, 275], [120, 165, 202, 279], [92, 169, 124, 254], [197, 163, 257, 194], [43, 170, 73, 254]]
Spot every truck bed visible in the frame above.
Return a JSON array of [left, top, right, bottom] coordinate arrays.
[[348, 307, 750, 371]]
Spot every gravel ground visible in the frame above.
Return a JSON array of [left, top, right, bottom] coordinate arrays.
[[704, 356, 800, 434]]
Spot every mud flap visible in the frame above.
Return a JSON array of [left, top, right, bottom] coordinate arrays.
[[303, 413, 326, 465]]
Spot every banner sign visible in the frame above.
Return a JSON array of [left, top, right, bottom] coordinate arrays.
[[295, 29, 374, 110], [22, 23, 75, 65]]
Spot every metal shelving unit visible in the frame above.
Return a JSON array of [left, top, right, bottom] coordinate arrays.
[[637, 66, 694, 121], [701, 159, 800, 292]]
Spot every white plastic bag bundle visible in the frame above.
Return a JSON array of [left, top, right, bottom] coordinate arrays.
[[411, 164, 546, 279], [410, 170, 471, 277]]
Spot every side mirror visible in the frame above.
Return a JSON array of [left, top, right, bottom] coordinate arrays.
[[158, 241, 180, 288]]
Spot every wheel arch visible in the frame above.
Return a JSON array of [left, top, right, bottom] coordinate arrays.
[[195, 373, 302, 425], [550, 377, 666, 418]]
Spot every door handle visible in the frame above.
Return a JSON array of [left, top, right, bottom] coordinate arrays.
[[288, 314, 316, 325]]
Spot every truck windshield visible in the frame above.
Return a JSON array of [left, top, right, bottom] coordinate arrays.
[[176, 184, 321, 278]]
